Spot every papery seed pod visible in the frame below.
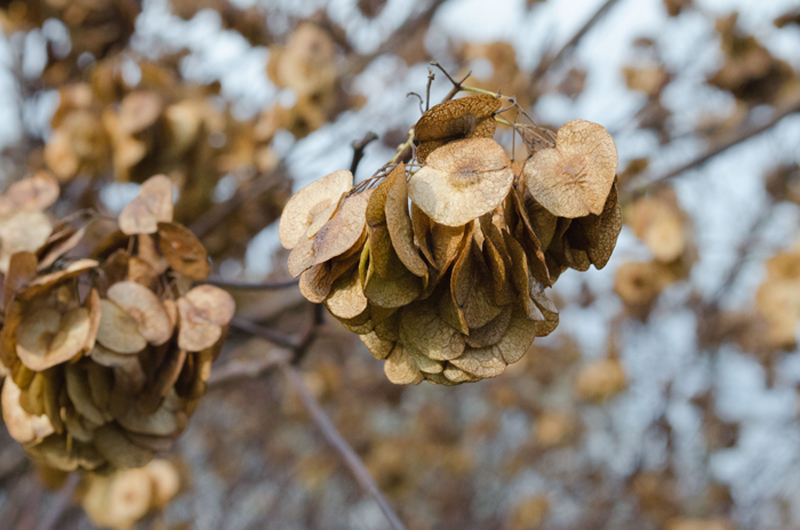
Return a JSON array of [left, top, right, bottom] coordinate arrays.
[[0, 175, 235, 472], [282, 92, 621, 385]]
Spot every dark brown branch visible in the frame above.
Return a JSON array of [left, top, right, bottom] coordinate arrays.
[[529, 0, 623, 88], [350, 132, 379, 175], [229, 316, 301, 351], [205, 276, 299, 291], [35, 473, 81, 530], [627, 98, 800, 198], [281, 364, 407, 530], [431, 62, 473, 103]]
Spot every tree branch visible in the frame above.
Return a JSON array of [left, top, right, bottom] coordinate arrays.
[[221, 315, 407, 530], [350, 132, 379, 175], [626, 98, 800, 198], [205, 276, 299, 291], [529, 0, 623, 89], [281, 364, 407, 530]]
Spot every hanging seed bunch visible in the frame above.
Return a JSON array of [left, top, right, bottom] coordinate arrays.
[[0, 175, 235, 472], [280, 92, 621, 385]]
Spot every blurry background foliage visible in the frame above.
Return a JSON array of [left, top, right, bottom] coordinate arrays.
[[0, 0, 799, 529]]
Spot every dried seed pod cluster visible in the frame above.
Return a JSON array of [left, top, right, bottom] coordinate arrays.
[[281, 94, 622, 385], [80, 459, 181, 530], [0, 175, 234, 472]]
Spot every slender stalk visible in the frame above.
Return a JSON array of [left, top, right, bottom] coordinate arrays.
[[282, 364, 407, 530], [350, 132, 379, 175], [205, 276, 299, 291], [626, 97, 800, 198], [529, 0, 624, 88], [224, 316, 407, 530]]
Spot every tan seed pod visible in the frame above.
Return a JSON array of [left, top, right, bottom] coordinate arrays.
[[575, 357, 627, 402], [567, 183, 622, 269], [82, 468, 153, 530], [65, 364, 108, 425], [384, 163, 428, 278], [96, 300, 148, 354], [157, 222, 211, 281], [16, 306, 92, 371], [287, 231, 316, 278], [4, 252, 39, 309], [279, 170, 353, 249], [144, 459, 181, 510], [119, 91, 163, 135], [18, 258, 98, 301], [119, 175, 174, 235], [399, 303, 465, 362], [414, 94, 501, 142], [1, 376, 54, 444], [177, 285, 235, 352], [383, 344, 424, 385], [0, 171, 59, 213], [442, 364, 480, 384], [465, 305, 513, 348], [107, 281, 172, 346], [522, 119, 617, 218], [359, 332, 395, 360], [408, 138, 514, 227], [0, 210, 53, 273], [325, 267, 369, 320], [310, 188, 372, 266], [449, 346, 507, 379], [93, 424, 156, 469]]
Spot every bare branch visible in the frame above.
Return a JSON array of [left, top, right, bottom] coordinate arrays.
[[529, 0, 623, 89], [229, 316, 301, 351], [205, 276, 299, 291], [626, 98, 800, 198], [351, 132, 380, 175], [281, 364, 407, 530]]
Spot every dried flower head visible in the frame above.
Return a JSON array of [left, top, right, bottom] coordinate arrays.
[[0, 175, 234, 472], [282, 87, 621, 386]]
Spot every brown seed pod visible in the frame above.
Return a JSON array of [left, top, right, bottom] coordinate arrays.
[[279, 170, 353, 249], [408, 138, 513, 227], [522, 120, 617, 218]]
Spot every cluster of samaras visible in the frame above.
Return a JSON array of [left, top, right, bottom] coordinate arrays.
[[281, 94, 621, 385], [0, 175, 234, 472]]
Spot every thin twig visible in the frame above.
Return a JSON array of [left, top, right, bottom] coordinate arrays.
[[706, 201, 775, 312], [229, 316, 301, 351], [626, 98, 800, 198], [347, 0, 448, 73], [350, 132, 379, 175], [35, 473, 81, 530], [207, 348, 293, 388], [425, 68, 435, 111], [224, 315, 406, 529], [529, 0, 623, 88], [281, 364, 407, 530], [205, 276, 299, 291], [430, 61, 473, 103]]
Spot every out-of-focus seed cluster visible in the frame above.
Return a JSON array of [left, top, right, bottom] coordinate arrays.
[[281, 94, 622, 385], [0, 175, 234, 472]]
